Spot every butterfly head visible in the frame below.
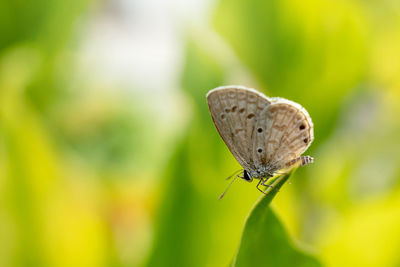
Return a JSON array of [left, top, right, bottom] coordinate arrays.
[[246, 166, 276, 180], [242, 170, 253, 182]]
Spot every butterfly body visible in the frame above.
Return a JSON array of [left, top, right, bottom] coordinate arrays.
[[207, 86, 314, 188]]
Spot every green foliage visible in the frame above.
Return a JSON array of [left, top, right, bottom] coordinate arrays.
[[233, 172, 320, 267], [214, 0, 368, 142], [146, 40, 227, 267], [1, 0, 400, 266]]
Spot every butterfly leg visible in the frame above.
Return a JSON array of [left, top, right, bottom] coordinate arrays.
[[256, 177, 272, 194], [262, 181, 280, 194], [285, 156, 314, 168], [256, 179, 264, 193]]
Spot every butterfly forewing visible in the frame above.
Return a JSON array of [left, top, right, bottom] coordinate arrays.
[[207, 86, 271, 171]]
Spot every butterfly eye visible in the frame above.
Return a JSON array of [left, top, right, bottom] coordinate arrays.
[[243, 170, 252, 181], [299, 124, 305, 130], [303, 138, 308, 143], [247, 113, 255, 119], [257, 148, 263, 153], [231, 106, 237, 112], [257, 128, 263, 133]]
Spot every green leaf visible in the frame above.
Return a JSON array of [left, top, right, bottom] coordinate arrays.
[[232, 171, 321, 267]]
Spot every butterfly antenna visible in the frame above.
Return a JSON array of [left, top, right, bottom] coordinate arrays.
[[225, 169, 243, 180], [218, 175, 238, 200]]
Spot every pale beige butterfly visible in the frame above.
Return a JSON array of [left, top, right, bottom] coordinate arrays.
[[206, 86, 314, 197]]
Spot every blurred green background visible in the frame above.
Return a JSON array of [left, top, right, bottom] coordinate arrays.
[[1, 0, 400, 266]]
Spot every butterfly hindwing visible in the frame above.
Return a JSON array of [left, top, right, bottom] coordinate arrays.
[[267, 99, 314, 169]]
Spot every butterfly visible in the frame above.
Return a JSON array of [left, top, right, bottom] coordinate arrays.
[[206, 86, 314, 198]]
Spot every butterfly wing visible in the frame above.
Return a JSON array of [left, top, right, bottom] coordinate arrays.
[[206, 86, 271, 171], [263, 98, 314, 169]]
